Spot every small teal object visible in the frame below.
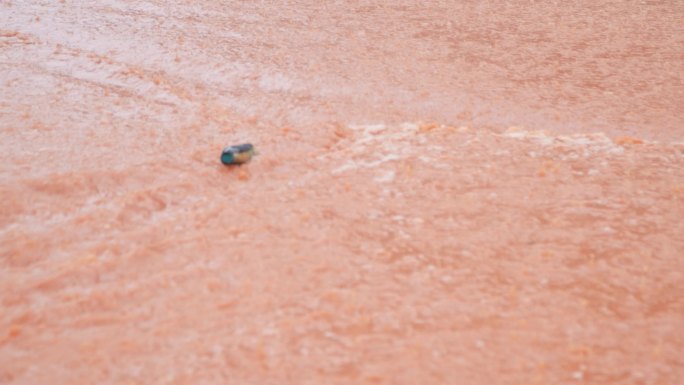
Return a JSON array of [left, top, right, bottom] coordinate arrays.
[[221, 143, 254, 165]]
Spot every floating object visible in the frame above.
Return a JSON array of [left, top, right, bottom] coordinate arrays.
[[221, 143, 254, 165]]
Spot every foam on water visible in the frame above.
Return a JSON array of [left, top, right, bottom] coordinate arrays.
[[2, 1, 684, 384]]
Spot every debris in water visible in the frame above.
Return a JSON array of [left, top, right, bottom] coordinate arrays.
[[614, 136, 645, 146], [221, 143, 254, 165], [418, 122, 439, 133], [237, 169, 250, 181]]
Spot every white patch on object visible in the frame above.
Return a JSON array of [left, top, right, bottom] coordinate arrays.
[[353, 124, 387, 133], [375, 170, 396, 183], [332, 153, 401, 174], [501, 127, 624, 154]]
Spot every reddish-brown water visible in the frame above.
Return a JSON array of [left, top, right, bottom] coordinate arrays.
[[1, 1, 684, 384]]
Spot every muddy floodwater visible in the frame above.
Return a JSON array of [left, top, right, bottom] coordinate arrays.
[[1, 1, 684, 384]]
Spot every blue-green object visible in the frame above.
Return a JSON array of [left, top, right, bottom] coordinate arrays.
[[221, 143, 254, 165]]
